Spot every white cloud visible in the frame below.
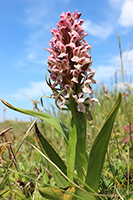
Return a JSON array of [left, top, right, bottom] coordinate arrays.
[[123, 49, 133, 62], [118, 0, 133, 27], [95, 49, 133, 81], [11, 81, 51, 100], [28, 53, 35, 59], [109, 49, 133, 71], [83, 20, 113, 39], [116, 82, 133, 90], [95, 65, 116, 80], [15, 1, 54, 69], [109, 0, 125, 9], [27, 52, 47, 65], [24, 1, 52, 28]]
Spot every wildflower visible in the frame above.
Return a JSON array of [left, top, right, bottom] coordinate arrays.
[[46, 10, 99, 113], [123, 124, 133, 134]]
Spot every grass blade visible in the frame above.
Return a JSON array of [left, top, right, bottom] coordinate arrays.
[[85, 92, 121, 192], [35, 123, 68, 188]]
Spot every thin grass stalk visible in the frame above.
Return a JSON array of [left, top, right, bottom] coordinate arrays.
[[3, 106, 12, 160], [118, 34, 133, 149], [29, 142, 105, 199], [118, 34, 125, 89], [0, 117, 38, 186]]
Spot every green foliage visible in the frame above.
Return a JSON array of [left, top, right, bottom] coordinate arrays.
[[67, 122, 77, 182], [1, 88, 133, 199], [35, 123, 68, 188], [69, 90, 88, 182], [38, 187, 63, 200], [85, 92, 121, 192], [1, 99, 69, 141]]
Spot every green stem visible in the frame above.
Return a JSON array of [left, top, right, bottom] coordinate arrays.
[[75, 113, 88, 181], [129, 122, 133, 149], [69, 89, 88, 182], [69, 109, 88, 182]]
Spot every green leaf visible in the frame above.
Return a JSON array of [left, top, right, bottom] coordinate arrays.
[[72, 188, 98, 200], [85, 92, 121, 192], [12, 189, 25, 199], [0, 188, 9, 196], [38, 187, 63, 200], [39, 186, 96, 200], [69, 90, 88, 181], [35, 123, 68, 188], [67, 121, 77, 182], [1, 99, 69, 141]]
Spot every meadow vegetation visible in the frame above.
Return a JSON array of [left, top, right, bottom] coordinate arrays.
[[0, 81, 133, 199], [0, 32, 133, 199]]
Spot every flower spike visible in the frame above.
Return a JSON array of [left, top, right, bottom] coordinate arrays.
[[46, 10, 99, 114]]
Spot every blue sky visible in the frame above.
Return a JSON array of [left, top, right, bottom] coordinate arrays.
[[0, 0, 133, 122]]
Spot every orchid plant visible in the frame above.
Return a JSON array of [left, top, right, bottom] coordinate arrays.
[[1, 10, 121, 200]]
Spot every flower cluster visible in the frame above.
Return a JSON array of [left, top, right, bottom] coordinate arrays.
[[46, 10, 99, 113]]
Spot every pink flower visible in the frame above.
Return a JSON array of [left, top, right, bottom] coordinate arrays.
[[77, 98, 86, 113], [123, 124, 133, 134], [84, 90, 100, 111], [46, 10, 99, 113], [82, 80, 92, 93]]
